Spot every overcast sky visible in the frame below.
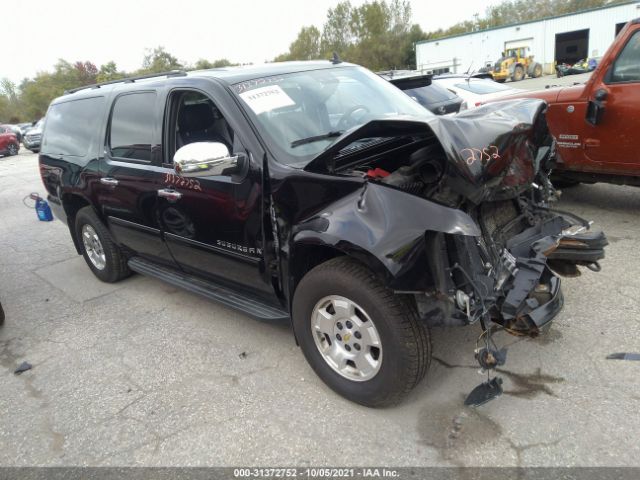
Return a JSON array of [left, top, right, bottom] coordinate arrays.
[[3, 0, 503, 84]]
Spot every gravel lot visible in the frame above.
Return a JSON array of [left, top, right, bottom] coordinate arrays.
[[1, 112, 639, 468]]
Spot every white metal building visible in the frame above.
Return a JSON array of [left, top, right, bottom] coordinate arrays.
[[416, 1, 640, 75]]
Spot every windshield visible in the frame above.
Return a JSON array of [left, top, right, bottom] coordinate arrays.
[[452, 80, 512, 95], [233, 66, 430, 166]]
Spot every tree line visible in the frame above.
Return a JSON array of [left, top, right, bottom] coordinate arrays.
[[0, 0, 626, 123], [0, 48, 237, 123], [274, 0, 626, 68]]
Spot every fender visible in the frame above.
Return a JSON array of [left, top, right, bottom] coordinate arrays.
[[290, 182, 480, 291]]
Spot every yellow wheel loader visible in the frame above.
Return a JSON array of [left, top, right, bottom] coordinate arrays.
[[489, 46, 543, 82]]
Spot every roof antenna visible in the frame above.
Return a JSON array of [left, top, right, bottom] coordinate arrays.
[[331, 52, 342, 64], [465, 61, 474, 75]]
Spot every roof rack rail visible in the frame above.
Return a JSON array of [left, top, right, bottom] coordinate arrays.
[[64, 70, 187, 95]]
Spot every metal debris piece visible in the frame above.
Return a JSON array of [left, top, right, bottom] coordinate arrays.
[[464, 377, 504, 407], [606, 353, 640, 361], [14, 361, 32, 375], [238, 352, 247, 359], [476, 347, 507, 370]]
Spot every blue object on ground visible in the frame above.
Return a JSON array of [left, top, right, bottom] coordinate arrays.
[[35, 197, 53, 221]]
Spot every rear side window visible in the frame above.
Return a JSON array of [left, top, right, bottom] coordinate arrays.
[[109, 92, 157, 161], [42, 96, 105, 157], [611, 30, 640, 83]]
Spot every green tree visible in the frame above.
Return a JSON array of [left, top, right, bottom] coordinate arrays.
[[96, 61, 125, 83], [140, 47, 183, 73], [321, 1, 354, 56], [73, 61, 98, 85], [348, 0, 413, 70], [436, 0, 628, 40], [276, 26, 322, 61], [275, 0, 414, 70], [0, 78, 22, 122], [193, 58, 237, 70], [0, 95, 10, 122]]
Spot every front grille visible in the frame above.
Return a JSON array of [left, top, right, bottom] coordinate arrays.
[[27, 134, 41, 142]]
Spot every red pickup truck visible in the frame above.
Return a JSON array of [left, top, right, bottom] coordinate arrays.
[[502, 19, 640, 186]]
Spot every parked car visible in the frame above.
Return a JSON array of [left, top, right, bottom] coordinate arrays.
[[433, 74, 524, 108], [23, 118, 44, 152], [0, 125, 20, 156], [493, 18, 640, 187], [39, 62, 606, 407], [556, 58, 598, 77], [378, 70, 466, 114], [3, 124, 23, 142], [18, 122, 34, 138]]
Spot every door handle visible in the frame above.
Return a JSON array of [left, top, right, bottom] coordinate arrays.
[[157, 188, 182, 202], [100, 177, 119, 186]]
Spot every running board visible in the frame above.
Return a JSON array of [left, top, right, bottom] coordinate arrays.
[[128, 257, 289, 322]]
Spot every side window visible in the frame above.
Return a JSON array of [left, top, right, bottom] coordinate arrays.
[[0, 127, 5, 134], [109, 92, 157, 161], [167, 90, 236, 163], [611, 30, 640, 83], [42, 96, 105, 157]]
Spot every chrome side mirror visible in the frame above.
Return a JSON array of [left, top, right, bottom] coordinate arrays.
[[173, 142, 239, 177]]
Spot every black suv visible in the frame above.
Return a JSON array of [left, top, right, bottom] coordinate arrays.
[[39, 62, 607, 407]]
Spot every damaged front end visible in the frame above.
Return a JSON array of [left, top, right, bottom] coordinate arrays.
[[303, 98, 607, 404]]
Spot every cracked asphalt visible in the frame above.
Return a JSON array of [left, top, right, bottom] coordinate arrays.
[[1, 149, 639, 467]]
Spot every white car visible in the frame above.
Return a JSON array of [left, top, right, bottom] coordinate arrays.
[[432, 75, 524, 108]]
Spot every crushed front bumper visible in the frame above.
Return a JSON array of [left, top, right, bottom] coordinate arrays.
[[494, 215, 606, 335]]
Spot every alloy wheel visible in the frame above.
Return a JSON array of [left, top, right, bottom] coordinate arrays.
[[311, 295, 383, 382], [81, 224, 106, 270]]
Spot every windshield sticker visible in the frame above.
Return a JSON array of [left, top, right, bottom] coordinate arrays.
[[239, 85, 295, 115], [234, 77, 286, 94]]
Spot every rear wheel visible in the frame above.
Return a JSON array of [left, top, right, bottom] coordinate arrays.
[[75, 206, 130, 283], [512, 65, 525, 82], [292, 257, 431, 407]]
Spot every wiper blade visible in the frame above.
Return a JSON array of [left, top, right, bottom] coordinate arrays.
[[291, 131, 343, 148]]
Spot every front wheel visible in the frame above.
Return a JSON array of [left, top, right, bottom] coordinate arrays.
[[533, 63, 543, 78], [292, 257, 431, 407], [7, 143, 18, 156], [512, 65, 524, 82]]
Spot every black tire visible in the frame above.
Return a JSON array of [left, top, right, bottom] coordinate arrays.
[[533, 63, 543, 78], [75, 206, 130, 283], [7, 143, 18, 156], [292, 257, 431, 407], [495, 78, 507, 83], [512, 65, 524, 82]]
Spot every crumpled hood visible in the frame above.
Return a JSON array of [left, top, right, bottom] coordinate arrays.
[[305, 98, 551, 204]]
